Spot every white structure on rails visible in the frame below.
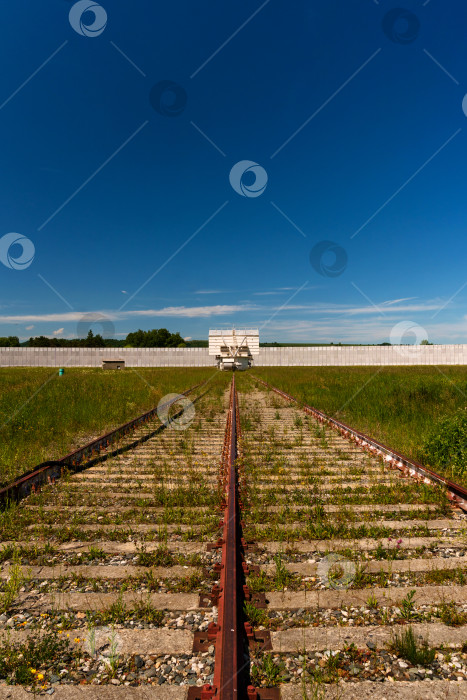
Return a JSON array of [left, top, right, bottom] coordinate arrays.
[[209, 329, 259, 371]]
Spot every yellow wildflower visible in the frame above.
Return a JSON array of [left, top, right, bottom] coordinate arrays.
[[37, 673, 44, 681], [30, 668, 37, 674]]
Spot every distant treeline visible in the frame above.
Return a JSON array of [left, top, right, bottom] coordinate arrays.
[[27, 332, 119, 347], [0, 329, 189, 348], [259, 342, 394, 347], [0, 334, 434, 349]]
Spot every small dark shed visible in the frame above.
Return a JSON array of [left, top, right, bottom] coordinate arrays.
[[102, 360, 125, 370]]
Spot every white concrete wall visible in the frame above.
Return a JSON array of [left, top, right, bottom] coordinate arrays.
[[1, 345, 467, 367], [0, 347, 215, 368], [256, 345, 467, 366]]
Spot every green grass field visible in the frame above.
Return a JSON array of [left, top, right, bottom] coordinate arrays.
[[2, 365, 466, 491], [0, 367, 227, 487], [247, 366, 467, 485]]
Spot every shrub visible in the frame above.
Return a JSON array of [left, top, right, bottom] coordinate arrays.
[[421, 409, 467, 478]]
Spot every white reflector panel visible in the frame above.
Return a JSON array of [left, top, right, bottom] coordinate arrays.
[[208, 329, 259, 356]]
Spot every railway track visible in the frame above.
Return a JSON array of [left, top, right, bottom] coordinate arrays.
[[1, 375, 467, 698]]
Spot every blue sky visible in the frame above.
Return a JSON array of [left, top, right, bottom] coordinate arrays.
[[1, 0, 467, 343]]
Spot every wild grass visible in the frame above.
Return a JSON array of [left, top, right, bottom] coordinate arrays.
[[388, 626, 436, 665], [400, 589, 416, 620], [244, 601, 270, 627], [135, 543, 175, 567], [246, 367, 467, 484], [0, 368, 228, 486], [250, 653, 285, 686], [0, 558, 28, 613], [438, 602, 467, 626]]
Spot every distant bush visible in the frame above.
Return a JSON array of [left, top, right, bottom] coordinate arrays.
[[125, 328, 185, 348], [0, 336, 19, 347], [421, 408, 467, 478]]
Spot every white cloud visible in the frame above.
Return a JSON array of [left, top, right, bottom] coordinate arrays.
[[0, 298, 447, 326], [260, 316, 467, 344], [0, 305, 257, 324], [1, 297, 465, 344], [134, 305, 256, 318], [25, 325, 34, 330], [254, 285, 319, 296], [195, 289, 226, 295], [381, 297, 417, 307], [280, 302, 442, 316]]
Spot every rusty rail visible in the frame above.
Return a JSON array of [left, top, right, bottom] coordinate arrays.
[[217, 375, 244, 697], [193, 377, 278, 700], [199, 376, 245, 698], [253, 376, 467, 511], [0, 381, 205, 509]]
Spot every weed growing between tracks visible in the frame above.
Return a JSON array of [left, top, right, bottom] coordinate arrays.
[[247, 482, 450, 509], [250, 652, 286, 686], [83, 595, 165, 626], [243, 601, 270, 627], [244, 522, 436, 543], [0, 556, 29, 612], [7, 506, 220, 529], [235, 599, 467, 632], [244, 565, 467, 593], [0, 631, 72, 686], [438, 602, 467, 626], [389, 626, 436, 665]]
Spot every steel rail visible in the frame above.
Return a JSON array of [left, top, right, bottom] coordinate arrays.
[[217, 375, 244, 697], [199, 377, 272, 700], [253, 376, 467, 511], [200, 376, 245, 699], [196, 378, 277, 700], [0, 381, 206, 509]]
